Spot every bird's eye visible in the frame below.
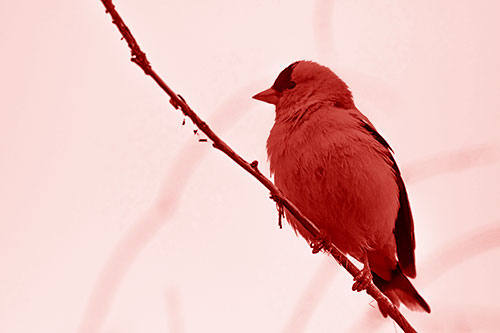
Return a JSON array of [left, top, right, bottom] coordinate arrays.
[[288, 81, 296, 89]]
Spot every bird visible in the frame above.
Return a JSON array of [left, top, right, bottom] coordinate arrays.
[[252, 60, 430, 314]]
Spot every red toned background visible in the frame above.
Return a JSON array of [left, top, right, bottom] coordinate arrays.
[[1, 1, 499, 332]]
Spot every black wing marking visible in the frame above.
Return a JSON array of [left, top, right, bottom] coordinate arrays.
[[361, 121, 417, 278]]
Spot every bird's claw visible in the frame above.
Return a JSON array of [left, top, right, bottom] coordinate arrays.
[[310, 230, 331, 254], [310, 239, 326, 254], [352, 266, 372, 292]]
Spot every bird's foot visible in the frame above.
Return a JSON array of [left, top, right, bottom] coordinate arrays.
[[310, 239, 326, 254], [310, 230, 331, 254], [352, 265, 372, 292]]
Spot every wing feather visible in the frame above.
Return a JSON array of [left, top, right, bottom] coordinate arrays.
[[357, 117, 417, 278]]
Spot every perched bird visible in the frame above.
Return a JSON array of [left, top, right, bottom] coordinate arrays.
[[252, 61, 430, 314]]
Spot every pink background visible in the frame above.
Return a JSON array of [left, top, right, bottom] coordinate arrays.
[[1, 0, 500, 332]]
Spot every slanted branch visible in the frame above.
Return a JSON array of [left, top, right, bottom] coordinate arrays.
[[98, 1, 418, 332]]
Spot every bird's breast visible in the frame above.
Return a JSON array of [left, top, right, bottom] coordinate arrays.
[[266, 109, 399, 257]]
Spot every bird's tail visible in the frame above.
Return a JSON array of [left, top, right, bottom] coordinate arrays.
[[372, 264, 430, 316]]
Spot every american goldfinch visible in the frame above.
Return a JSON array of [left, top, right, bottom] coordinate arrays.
[[253, 61, 430, 313]]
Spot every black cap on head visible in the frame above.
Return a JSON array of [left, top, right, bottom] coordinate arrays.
[[271, 61, 299, 92]]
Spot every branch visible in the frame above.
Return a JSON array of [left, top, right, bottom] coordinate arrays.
[[98, 1, 418, 332]]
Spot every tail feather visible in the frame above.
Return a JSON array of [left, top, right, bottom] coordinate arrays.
[[372, 265, 430, 316]]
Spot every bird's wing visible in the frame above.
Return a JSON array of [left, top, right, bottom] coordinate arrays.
[[350, 110, 417, 278]]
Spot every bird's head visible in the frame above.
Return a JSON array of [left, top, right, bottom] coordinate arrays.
[[253, 61, 355, 118]]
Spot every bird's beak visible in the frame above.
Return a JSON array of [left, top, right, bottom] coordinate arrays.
[[252, 88, 281, 105]]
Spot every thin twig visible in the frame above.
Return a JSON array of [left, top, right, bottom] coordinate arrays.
[[98, 1, 418, 332], [78, 86, 257, 333]]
